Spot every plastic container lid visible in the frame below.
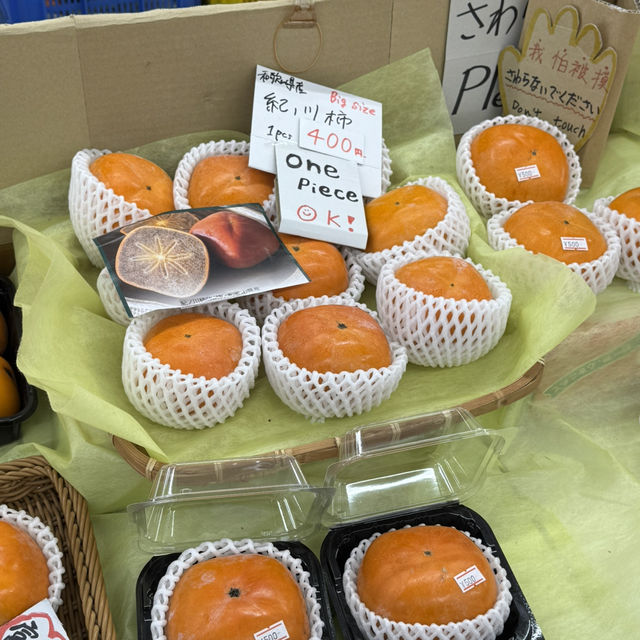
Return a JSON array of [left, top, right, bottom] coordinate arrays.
[[321, 407, 505, 527], [127, 454, 334, 553], [128, 408, 503, 552]]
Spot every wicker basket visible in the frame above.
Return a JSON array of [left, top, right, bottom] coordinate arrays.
[[0, 456, 116, 640], [112, 360, 545, 481]]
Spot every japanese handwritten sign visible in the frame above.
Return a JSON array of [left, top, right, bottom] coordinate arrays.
[[499, 6, 616, 150], [0, 600, 69, 640], [275, 145, 367, 249], [249, 65, 383, 198], [442, 0, 528, 133]]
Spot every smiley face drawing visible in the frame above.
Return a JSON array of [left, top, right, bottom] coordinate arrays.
[[296, 204, 318, 222]]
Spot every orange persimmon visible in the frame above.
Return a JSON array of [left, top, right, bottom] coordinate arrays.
[[277, 304, 391, 373]]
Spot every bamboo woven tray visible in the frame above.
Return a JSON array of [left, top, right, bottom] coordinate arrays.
[[0, 455, 116, 640], [113, 360, 544, 481]]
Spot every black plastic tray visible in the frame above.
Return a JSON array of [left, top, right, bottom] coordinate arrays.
[[0, 275, 38, 445], [320, 503, 544, 640], [136, 540, 337, 640]]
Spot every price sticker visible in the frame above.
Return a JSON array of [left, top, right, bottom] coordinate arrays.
[[454, 565, 487, 593], [561, 236, 589, 251], [254, 620, 289, 640], [514, 164, 541, 182], [299, 118, 366, 164]]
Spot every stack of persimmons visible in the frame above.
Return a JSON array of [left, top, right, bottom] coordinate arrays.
[[56, 116, 638, 639], [67, 115, 637, 430], [66, 115, 638, 429]]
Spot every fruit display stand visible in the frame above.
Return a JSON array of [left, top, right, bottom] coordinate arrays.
[[0, 2, 639, 639]]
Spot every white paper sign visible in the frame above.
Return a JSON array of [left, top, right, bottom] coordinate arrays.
[[0, 600, 70, 640], [442, 0, 527, 133], [250, 65, 383, 197], [275, 145, 367, 249]]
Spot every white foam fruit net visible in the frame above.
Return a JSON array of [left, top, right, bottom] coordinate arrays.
[[376, 251, 512, 368], [593, 195, 640, 292], [150, 538, 325, 640], [456, 114, 582, 218], [97, 267, 131, 326], [262, 298, 408, 421], [379, 138, 393, 195], [0, 505, 65, 612], [122, 301, 261, 429], [343, 525, 512, 640], [172, 139, 278, 224], [69, 148, 156, 267], [354, 177, 471, 285], [237, 247, 366, 324], [487, 204, 621, 295]]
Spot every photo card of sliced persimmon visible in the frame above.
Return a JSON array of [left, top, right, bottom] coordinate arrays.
[[94, 205, 310, 318]]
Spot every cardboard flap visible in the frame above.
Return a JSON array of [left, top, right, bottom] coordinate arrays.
[[0, 0, 464, 189]]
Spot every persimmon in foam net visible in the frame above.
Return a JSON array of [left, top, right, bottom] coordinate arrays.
[[376, 251, 512, 368], [150, 538, 325, 640], [353, 176, 471, 285], [121, 301, 261, 429], [593, 194, 640, 293], [343, 525, 512, 640], [261, 297, 408, 421], [69, 148, 157, 268]]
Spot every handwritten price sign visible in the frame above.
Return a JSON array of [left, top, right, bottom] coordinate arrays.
[[299, 119, 365, 164], [249, 65, 383, 197]]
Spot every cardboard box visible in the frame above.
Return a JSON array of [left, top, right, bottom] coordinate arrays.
[[2, 0, 636, 191], [0, 0, 449, 189]]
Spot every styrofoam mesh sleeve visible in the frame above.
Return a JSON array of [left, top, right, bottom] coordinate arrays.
[[353, 177, 471, 285], [593, 195, 640, 292], [261, 297, 408, 421], [237, 247, 365, 324], [487, 204, 621, 295], [343, 525, 512, 640], [121, 301, 260, 429], [456, 114, 582, 218], [376, 251, 512, 368], [69, 148, 154, 267], [97, 268, 131, 326], [0, 504, 65, 612], [150, 538, 324, 640], [379, 138, 393, 195], [172, 139, 278, 223]]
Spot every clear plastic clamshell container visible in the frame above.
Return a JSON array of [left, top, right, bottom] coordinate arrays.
[[317, 408, 543, 640], [128, 407, 503, 552], [321, 406, 505, 527], [128, 454, 334, 553]]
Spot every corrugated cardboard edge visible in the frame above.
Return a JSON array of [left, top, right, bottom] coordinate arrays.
[[0, 0, 453, 189]]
